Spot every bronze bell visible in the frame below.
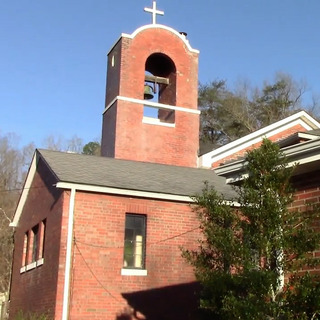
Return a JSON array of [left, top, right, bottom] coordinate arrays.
[[144, 85, 154, 100]]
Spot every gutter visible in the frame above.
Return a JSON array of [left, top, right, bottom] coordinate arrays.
[[56, 182, 194, 203], [62, 188, 76, 320]]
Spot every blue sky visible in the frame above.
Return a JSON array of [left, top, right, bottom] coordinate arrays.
[[1, 0, 320, 148]]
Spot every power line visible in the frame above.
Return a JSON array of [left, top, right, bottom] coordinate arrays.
[[72, 226, 200, 302], [74, 241, 121, 302], [74, 226, 199, 251]]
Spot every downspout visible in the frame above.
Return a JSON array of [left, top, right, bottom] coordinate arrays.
[[62, 188, 76, 320]]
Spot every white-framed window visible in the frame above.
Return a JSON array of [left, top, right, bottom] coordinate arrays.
[[123, 214, 146, 269], [20, 219, 46, 273]]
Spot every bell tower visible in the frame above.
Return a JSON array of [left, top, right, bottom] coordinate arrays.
[[101, 2, 200, 167]]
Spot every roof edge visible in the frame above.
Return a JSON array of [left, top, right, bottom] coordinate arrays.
[[200, 111, 320, 168], [56, 182, 193, 202]]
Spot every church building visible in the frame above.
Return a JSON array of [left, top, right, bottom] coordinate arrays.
[[8, 2, 320, 320], [8, 3, 235, 320]]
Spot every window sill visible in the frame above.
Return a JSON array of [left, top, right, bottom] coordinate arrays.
[[121, 268, 148, 276], [20, 258, 44, 274], [142, 117, 175, 127], [37, 258, 44, 266]]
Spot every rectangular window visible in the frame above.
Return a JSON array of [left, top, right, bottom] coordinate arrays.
[[123, 214, 146, 269], [38, 219, 46, 260], [32, 225, 39, 262], [22, 232, 29, 267], [21, 219, 46, 272]]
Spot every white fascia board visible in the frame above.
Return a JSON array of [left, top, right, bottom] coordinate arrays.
[[56, 182, 241, 207], [103, 96, 200, 115], [300, 111, 320, 128], [298, 132, 320, 140], [10, 151, 38, 227], [200, 111, 320, 168], [56, 182, 194, 203]]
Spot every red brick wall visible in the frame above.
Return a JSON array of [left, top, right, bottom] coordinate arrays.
[[212, 124, 308, 168], [101, 103, 117, 158], [9, 159, 64, 319], [101, 27, 199, 167], [118, 30, 198, 109], [11, 164, 320, 320], [105, 40, 122, 106], [69, 191, 200, 320], [107, 99, 199, 167]]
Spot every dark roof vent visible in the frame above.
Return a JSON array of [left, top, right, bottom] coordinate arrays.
[[179, 31, 187, 39]]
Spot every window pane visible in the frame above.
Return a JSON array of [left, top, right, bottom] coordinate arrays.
[[32, 225, 39, 262], [124, 240, 134, 267], [125, 228, 134, 241], [123, 214, 146, 269]]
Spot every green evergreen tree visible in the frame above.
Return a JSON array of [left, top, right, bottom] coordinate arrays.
[[82, 141, 101, 156], [183, 139, 320, 319]]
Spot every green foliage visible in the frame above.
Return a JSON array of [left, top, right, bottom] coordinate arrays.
[[198, 73, 314, 149], [82, 141, 101, 156], [282, 273, 320, 319], [183, 139, 320, 319], [199, 79, 253, 147]]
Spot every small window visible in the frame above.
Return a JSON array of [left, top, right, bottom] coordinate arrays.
[[22, 232, 29, 266], [123, 214, 146, 269], [38, 220, 46, 260], [31, 225, 39, 262], [22, 219, 46, 269]]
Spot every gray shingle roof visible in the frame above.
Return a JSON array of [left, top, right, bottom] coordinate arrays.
[[38, 149, 236, 200]]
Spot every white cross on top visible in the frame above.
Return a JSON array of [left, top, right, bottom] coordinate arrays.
[[144, 1, 164, 24]]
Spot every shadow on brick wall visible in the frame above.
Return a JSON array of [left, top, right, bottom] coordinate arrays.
[[116, 282, 202, 320]]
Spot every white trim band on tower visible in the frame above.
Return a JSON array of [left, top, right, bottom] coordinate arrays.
[[103, 96, 200, 115]]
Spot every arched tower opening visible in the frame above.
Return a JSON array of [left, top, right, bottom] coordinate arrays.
[[144, 53, 176, 123]]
